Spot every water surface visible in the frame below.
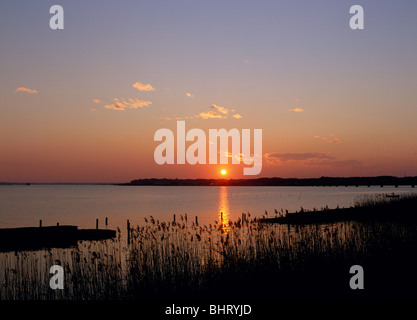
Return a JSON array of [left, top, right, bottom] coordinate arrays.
[[0, 185, 414, 229]]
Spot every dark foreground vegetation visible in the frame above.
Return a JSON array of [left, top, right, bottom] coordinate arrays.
[[261, 193, 417, 224], [1, 194, 417, 300]]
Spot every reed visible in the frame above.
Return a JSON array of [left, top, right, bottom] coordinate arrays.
[[1, 194, 416, 300], [264, 193, 417, 224]]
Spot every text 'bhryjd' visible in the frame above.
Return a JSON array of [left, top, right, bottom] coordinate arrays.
[[154, 121, 262, 175]]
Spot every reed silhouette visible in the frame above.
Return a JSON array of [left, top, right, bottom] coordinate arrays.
[[0, 194, 416, 300]]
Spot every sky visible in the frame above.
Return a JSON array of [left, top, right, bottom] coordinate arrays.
[[1, 0, 417, 182]]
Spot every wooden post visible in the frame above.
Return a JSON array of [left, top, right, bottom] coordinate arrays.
[[57, 222, 59, 227], [173, 214, 176, 224], [105, 217, 108, 226], [241, 212, 245, 226], [127, 219, 130, 244], [96, 219, 99, 230], [195, 216, 198, 225], [221, 212, 223, 221], [39, 220, 42, 228]]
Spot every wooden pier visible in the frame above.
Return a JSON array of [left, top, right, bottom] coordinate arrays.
[[0, 224, 116, 252]]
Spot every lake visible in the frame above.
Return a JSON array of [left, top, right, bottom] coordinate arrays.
[[0, 184, 415, 230]]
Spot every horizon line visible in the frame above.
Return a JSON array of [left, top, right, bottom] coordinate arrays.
[[1, 175, 417, 185]]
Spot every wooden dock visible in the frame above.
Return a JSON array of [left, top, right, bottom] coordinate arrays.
[[0, 225, 116, 252]]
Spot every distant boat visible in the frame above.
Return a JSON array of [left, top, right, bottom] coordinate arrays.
[[385, 193, 400, 198]]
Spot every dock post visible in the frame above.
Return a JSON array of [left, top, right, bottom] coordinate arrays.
[[96, 219, 99, 230], [39, 220, 42, 228], [195, 216, 198, 226], [173, 214, 176, 224], [221, 212, 223, 222], [127, 219, 130, 244], [105, 217, 108, 226]]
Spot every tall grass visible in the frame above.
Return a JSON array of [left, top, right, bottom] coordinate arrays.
[[268, 193, 417, 224], [1, 194, 417, 300]]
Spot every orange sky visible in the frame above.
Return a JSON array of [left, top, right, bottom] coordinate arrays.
[[1, 1, 417, 182]]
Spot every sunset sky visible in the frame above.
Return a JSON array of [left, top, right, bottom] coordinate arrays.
[[1, 0, 417, 182]]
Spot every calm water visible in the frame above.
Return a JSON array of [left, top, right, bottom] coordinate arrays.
[[0, 185, 415, 229]]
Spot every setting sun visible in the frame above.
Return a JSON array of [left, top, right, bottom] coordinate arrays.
[[221, 169, 227, 175]]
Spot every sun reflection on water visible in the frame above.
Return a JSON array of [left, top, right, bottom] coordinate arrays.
[[218, 186, 230, 233]]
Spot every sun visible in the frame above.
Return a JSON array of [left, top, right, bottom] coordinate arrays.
[[221, 169, 227, 175]]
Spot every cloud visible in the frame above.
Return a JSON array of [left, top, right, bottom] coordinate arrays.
[[264, 152, 361, 167], [193, 104, 242, 120], [211, 104, 229, 115], [313, 159, 362, 167], [221, 151, 255, 163], [288, 107, 304, 112], [198, 111, 226, 119], [15, 87, 38, 94], [92, 99, 101, 104], [104, 103, 125, 111], [326, 137, 341, 144], [265, 152, 335, 163], [315, 135, 341, 144], [132, 82, 155, 91], [186, 93, 194, 98], [104, 98, 152, 111]]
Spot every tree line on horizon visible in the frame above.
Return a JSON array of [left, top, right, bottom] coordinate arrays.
[[125, 176, 417, 187]]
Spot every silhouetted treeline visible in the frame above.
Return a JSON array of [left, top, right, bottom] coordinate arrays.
[[124, 176, 417, 187]]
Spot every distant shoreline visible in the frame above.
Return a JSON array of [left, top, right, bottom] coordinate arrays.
[[122, 176, 417, 187], [2, 176, 417, 187], [0, 182, 116, 186]]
